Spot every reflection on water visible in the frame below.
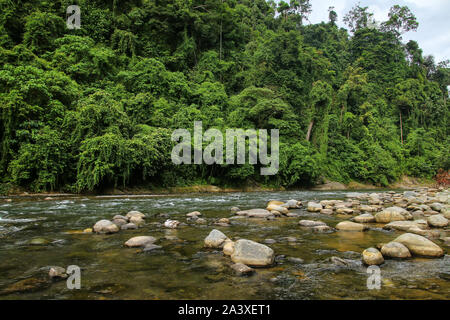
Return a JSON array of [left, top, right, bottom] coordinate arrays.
[[0, 190, 448, 300]]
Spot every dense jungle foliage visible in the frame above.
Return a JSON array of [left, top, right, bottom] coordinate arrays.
[[0, 0, 449, 193]]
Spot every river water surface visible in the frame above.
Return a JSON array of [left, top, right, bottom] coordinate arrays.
[[0, 190, 448, 300]]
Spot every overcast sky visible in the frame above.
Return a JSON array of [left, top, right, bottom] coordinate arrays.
[[306, 0, 449, 62]]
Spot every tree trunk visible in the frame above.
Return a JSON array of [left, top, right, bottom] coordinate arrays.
[[306, 120, 314, 142], [400, 112, 403, 145]]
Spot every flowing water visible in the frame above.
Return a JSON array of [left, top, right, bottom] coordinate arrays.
[[0, 190, 448, 300]]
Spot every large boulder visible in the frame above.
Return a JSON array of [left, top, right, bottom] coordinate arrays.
[[231, 239, 274, 267], [336, 221, 368, 231], [124, 236, 157, 247], [393, 233, 444, 258], [427, 214, 448, 228], [236, 209, 273, 218], [93, 220, 119, 234], [353, 213, 375, 223], [307, 202, 323, 212], [380, 242, 411, 259], [204, 229, 228, 248], [362, 248, 384, 265], [375, 207, 412, 223]]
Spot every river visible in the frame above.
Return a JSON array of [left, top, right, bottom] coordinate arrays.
[[0, 190, 448, 299]]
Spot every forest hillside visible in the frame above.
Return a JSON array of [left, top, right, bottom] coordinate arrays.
[[0, 0, 449, 193]]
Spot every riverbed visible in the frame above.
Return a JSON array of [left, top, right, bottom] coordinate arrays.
[[0, 190, 448, 300]]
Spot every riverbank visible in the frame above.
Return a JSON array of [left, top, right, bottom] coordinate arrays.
[[0, 188, 448, 299], [0, 176, 439, 199]]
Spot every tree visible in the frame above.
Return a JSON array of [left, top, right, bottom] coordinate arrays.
[[23, 11, 65, 54], [343, 3, 375, 33], [328, 6, 338, 25], [381, 5, 419, 38]]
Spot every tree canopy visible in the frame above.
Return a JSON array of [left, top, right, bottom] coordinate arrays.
[[0, 0, 448, 192]]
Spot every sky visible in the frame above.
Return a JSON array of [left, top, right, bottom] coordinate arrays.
[[306, 0, 450, 62]]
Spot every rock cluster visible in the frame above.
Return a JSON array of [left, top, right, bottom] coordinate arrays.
[[204, 229, 275, 273], [92, 211, 146, 234]]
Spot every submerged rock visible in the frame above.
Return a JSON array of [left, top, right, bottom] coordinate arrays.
[[362, 248, 384, 265], [93, 220, 119, 234], [380, 242, 411, 259], [236, 209, 273, 218], [393, 233, 444, 258], [204, 229, 228, 248], [298, 220, 326, 227], [218, 218, 230, 224], [143, 244, 162, 252], [312, 225, 334, 233], [48, 266, 67, 279], [195, 218, 207, 224], [121, 223, 138, 230], [124, 236, 157, 247], [329, 256, 358, 267], [129, 216, 145, 226], [29, 238, 50, 246], [230, 263, 254, 276], [0, 278, 50, 295], [287, 257, 304, 264], [231, 239, 274, 267]]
